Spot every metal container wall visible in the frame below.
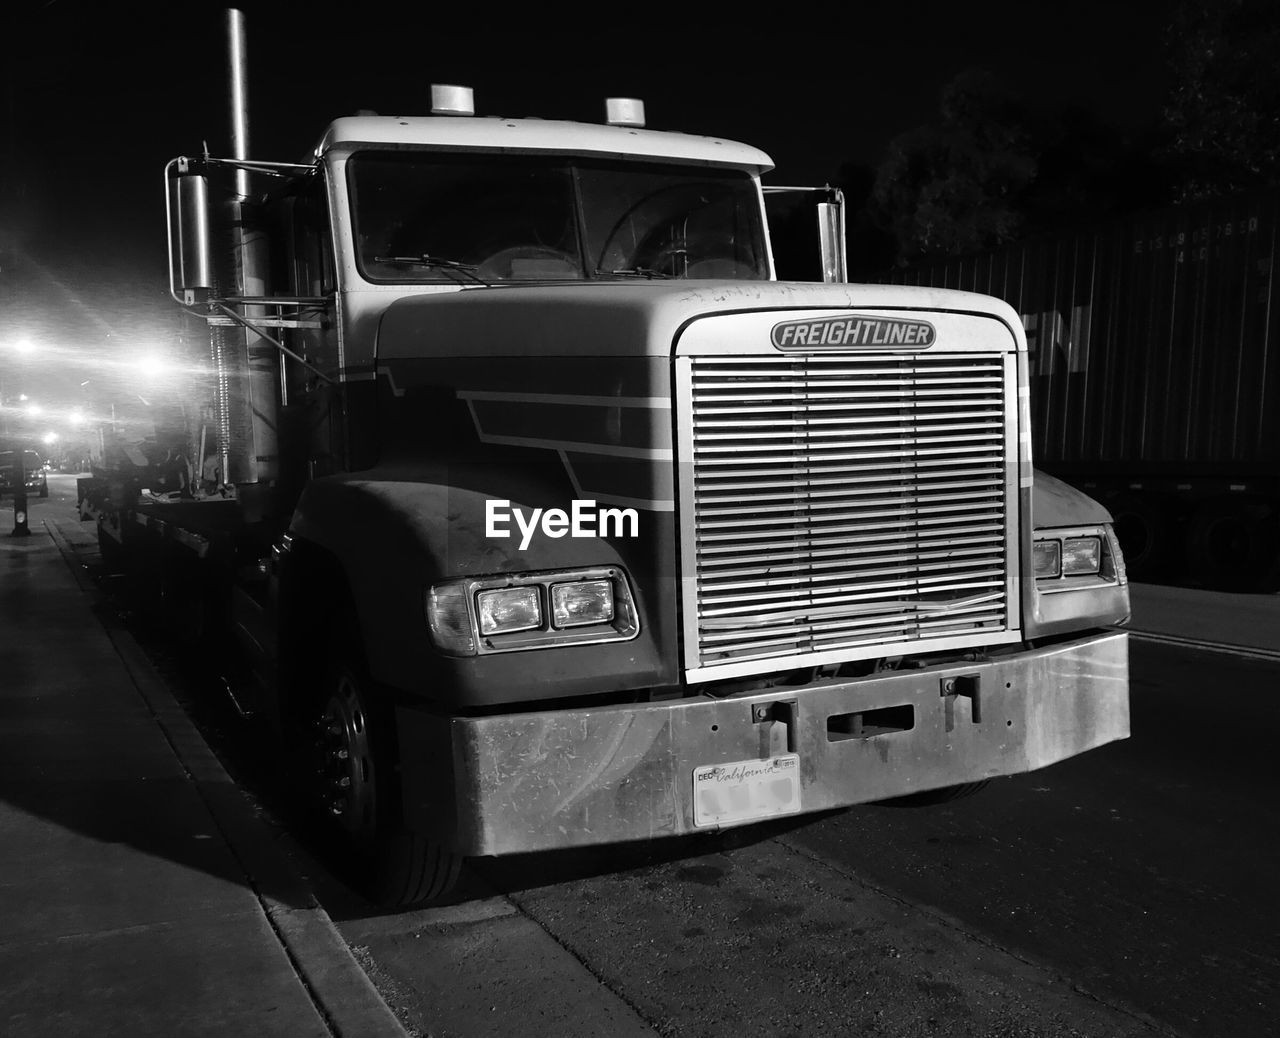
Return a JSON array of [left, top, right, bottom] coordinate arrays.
[[888, 194, 1280, 477]]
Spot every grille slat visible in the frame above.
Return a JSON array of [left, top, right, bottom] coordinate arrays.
[[685, 352, 1014, 671]]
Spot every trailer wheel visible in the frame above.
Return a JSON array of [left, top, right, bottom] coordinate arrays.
[[875, 780, 991, 807], [1107, 492, 1175, 581], [312, 659, 461, 907], [1186, 498, 1280, 593]]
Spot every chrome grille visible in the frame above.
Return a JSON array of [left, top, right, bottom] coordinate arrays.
[[684, 353, 1015, 674]]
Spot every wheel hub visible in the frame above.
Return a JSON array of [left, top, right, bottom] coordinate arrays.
[[316, 674, 377, 843]]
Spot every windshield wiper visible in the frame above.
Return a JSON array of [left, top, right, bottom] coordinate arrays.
[[595, 267, 672, 280], [374, 254, 491, 286]]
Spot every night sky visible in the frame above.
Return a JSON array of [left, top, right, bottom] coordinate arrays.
[[1, 2, 1173, 426]]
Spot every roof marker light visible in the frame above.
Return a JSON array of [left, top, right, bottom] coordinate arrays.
[[431, 84, 475, 116], [605, 97, 645, 128]]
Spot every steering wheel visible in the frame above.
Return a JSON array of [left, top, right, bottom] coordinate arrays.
[[639, 232, 759, 280]]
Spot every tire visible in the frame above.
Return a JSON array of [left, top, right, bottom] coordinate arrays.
[[309, 655, 461, 907], [875, 780, 991, 807], [1185, 497, 1280, 593], [1106, 492, 1175, 581], [38, 482, 48, 498]]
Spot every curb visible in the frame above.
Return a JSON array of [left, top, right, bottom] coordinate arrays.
[[45, 519, 409, 1038]]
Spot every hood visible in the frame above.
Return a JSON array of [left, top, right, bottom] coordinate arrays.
[[375, 279, 1027, 361]]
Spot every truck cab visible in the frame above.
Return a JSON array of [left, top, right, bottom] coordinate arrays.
[[154, 86, 1131, 905]]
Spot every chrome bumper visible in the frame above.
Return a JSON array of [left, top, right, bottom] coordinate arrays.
[[398, 630, 1129, 857]]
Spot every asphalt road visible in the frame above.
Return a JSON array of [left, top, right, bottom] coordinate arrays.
[[777, 640, 1280, 1038], [50, 475, 1280, 1037]]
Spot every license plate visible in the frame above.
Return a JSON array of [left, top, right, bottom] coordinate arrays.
[[692, 754, 801, 828]]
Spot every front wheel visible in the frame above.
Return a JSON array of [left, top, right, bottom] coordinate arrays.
[[311, 662, 461, 906]]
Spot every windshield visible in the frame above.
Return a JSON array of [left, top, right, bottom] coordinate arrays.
[[348, 153, 768, 284], [0, 451, 42, 468]]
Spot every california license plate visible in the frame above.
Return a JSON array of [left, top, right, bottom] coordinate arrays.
[[692, 755, 801, 828]]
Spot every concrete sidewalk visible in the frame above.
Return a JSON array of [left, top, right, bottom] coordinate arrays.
[[0, 521, 406, 1037]]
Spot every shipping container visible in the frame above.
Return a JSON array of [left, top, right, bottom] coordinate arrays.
[[888, 193, 1280, 591]]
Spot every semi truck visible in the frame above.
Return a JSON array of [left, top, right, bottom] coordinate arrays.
[[888, 191, 1280, 592], [91, 10, 1131, 906]]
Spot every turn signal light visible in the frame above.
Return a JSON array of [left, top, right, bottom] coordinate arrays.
[[426, 583, 476, 656]]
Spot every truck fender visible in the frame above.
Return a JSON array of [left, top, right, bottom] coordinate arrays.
[[1031, 468, 1111, 528], [285, 473, 638, 696], [1026, 468, 1130, 637]]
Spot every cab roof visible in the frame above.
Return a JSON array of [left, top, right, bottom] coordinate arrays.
[[314, 115, 775, 174]]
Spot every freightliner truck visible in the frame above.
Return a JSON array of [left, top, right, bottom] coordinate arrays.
[[889, 191, 1280, 592], [94, 11, 1131, 905]]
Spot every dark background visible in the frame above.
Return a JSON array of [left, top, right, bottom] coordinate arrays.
[[2, 1, 1275, 419]]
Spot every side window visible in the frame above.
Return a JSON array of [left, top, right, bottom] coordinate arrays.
[[293, 177, 336, 297]]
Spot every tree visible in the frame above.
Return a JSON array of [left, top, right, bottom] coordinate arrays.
[[1019, 107, 1174, 236], [870, 69, 1037, 266], [1163, 0, 1280, 200]]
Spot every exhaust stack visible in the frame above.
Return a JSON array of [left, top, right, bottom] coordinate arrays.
[[216, 7, 278, 491], [227, 9, 250, 199]]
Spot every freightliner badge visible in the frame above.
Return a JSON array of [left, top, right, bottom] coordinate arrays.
[[771, 314, 936, 349]]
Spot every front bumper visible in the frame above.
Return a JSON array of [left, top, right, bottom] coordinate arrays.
[[398, 630, 1128, 857]]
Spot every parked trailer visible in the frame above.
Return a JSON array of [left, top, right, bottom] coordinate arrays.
[[887, 193, 1280, 591], [90, 10, 1132, 906]]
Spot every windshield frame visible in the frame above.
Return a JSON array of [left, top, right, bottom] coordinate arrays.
[[345, 150, 769, 287]]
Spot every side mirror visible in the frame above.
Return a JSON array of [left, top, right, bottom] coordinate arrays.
[[817, 193, 846, 283], [166, 157, 213, 305], [762, 184, 847, 283]]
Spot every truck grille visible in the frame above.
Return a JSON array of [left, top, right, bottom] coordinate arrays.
[[683, 353, 1015, 674]]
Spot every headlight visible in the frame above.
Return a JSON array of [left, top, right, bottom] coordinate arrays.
[[477, 586, 542, 635], [1062, 536, 1101, 575], [1033, 539, 1061, 578], [551, 580, 614, 628], [426, 567, 639, 656], [1034, 526, 1126, 589]]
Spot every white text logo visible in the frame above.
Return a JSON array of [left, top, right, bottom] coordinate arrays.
[[486, 499, 639, 550]]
